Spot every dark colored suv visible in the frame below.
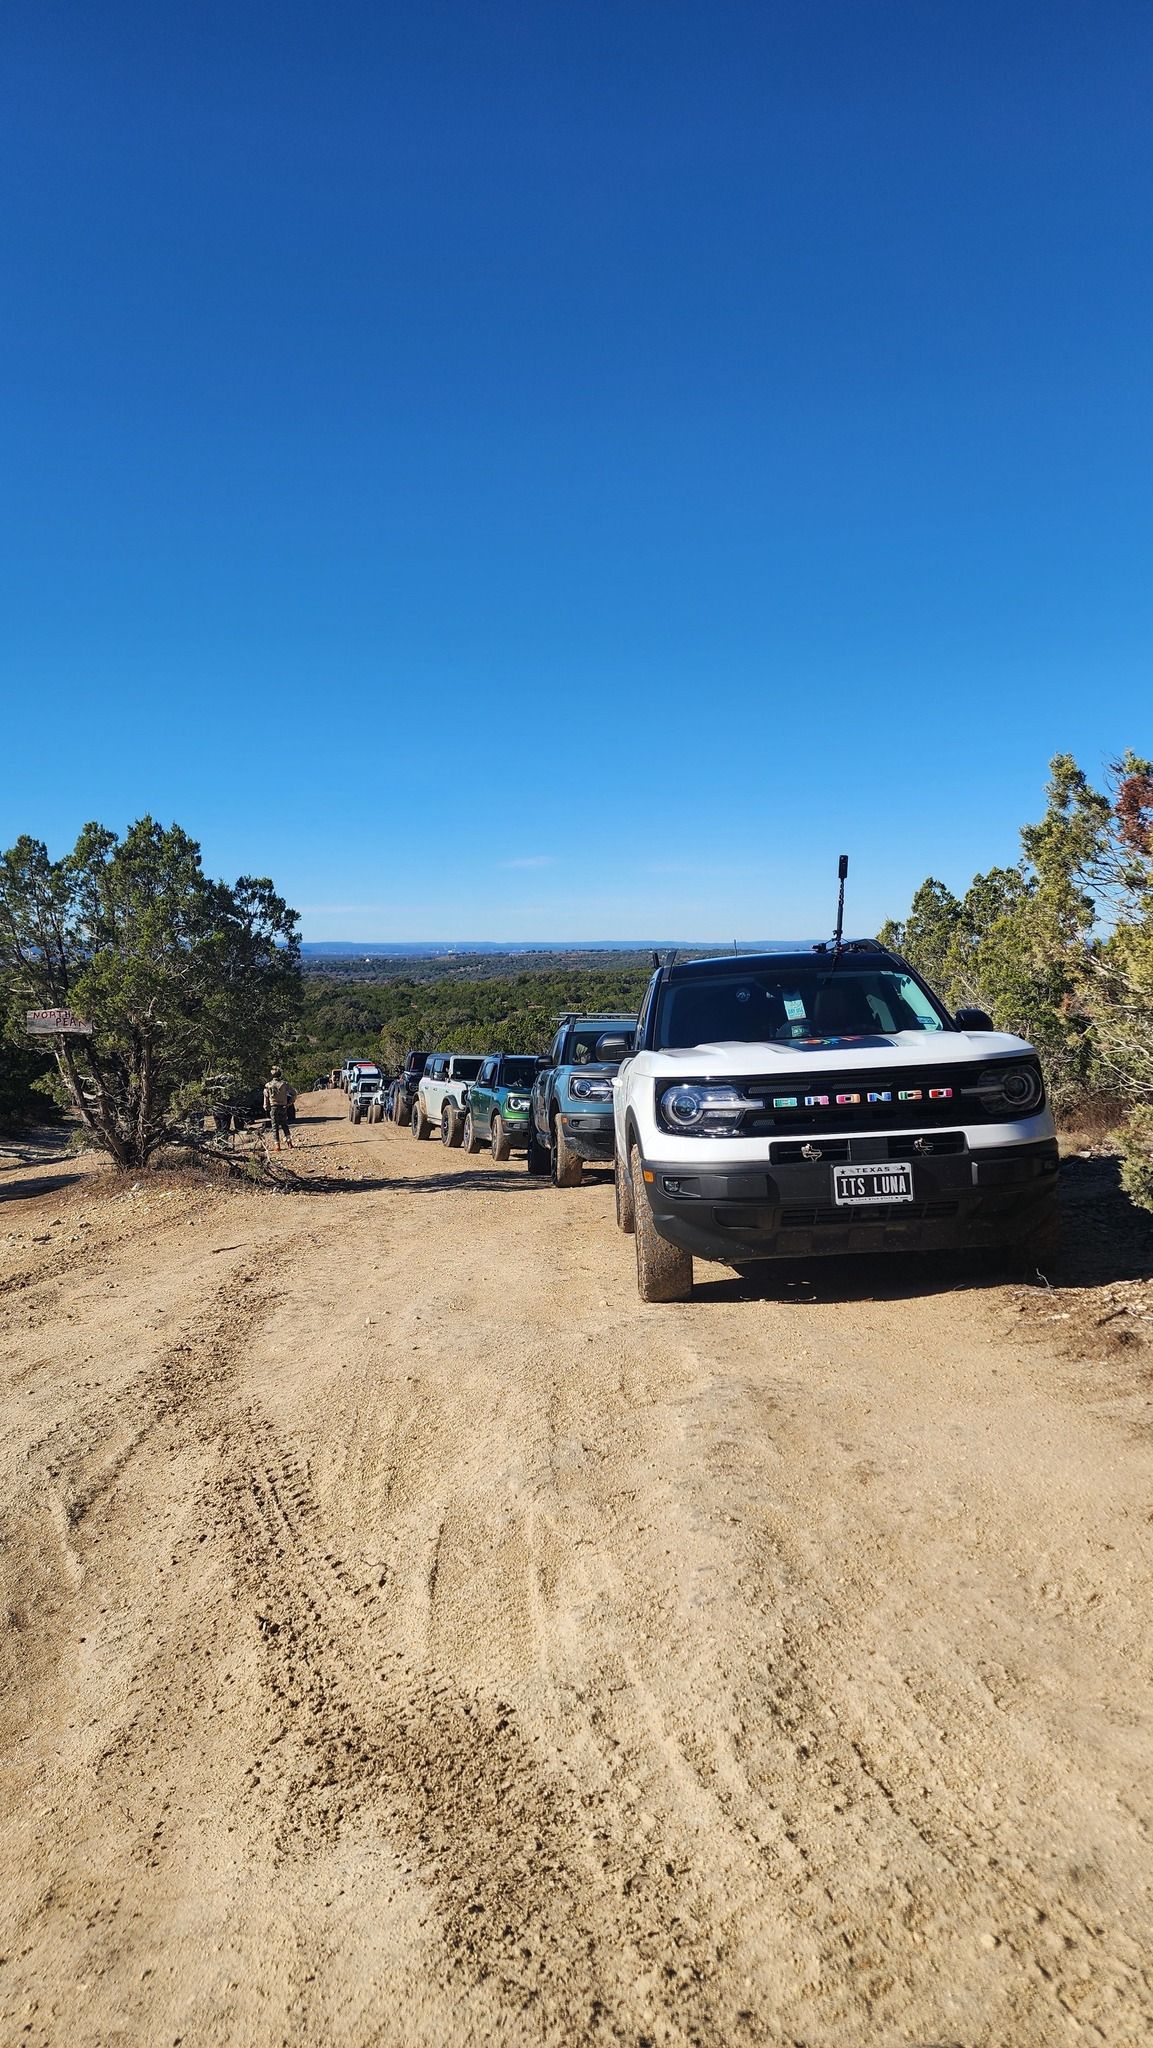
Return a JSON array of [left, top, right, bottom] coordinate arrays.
[[387, 1050, 431, 1127]]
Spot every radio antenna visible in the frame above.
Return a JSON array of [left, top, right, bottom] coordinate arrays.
[[833, 854, 849, 955]]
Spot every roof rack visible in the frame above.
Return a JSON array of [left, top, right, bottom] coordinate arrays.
[[552, 1010, 637, 1022], [810, 937, 885, 955]]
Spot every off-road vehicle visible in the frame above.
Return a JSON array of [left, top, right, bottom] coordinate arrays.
[[364, 1079, 392, 1123], [411, 1054, 483, 1142], [526, 1013, 638, 1184], [387, 1050, 432, 1127], [347, 1069, 383, 1123], [340, 1059, 379, 1094], [612, 942, 1059, 1301], [459, 1054, 543, 1158]]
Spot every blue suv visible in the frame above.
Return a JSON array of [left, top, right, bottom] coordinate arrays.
[[526, 1012, 637, 1186]]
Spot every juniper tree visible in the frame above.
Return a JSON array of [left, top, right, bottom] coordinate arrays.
[[0, 818, 301, 1168]]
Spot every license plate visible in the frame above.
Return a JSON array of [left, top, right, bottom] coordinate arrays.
[[832, 1162, 915, 1206]]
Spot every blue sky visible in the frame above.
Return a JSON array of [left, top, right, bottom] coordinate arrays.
[[2, 1, 1150, 942]]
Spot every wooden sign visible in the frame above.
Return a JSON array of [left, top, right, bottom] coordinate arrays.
[[26, 1008, 94, 1036]]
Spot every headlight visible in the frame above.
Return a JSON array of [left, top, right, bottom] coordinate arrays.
[[657, 1082, 759, 1136], [569, 1074, 614, 1101], [968, 1063, 1045, 1117], [506, 1095, 529, 1111]]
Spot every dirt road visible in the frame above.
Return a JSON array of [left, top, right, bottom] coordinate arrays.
[[2, 1094, 1152, 2046]]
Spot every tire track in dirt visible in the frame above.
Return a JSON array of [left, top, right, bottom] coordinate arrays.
[[226, 1413, 759, 2047], [0, 1248, 288, 1778]]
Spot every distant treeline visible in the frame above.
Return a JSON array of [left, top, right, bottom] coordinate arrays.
[[291, 965, 651, 1084], [301, 948, 662, 985]]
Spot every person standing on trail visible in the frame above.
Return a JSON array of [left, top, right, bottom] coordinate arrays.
[[264, 1066, 294, 1151]]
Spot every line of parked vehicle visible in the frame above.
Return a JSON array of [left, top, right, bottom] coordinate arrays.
[[331, 1008, 634, 1179], [329, 940, 1061, 1302]]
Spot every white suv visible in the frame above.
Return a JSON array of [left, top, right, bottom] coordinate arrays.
[[612, 942, 1059, 1301], [411, 1054, 484, 1141]]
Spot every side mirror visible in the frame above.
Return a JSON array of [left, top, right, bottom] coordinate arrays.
[[955, 1005, 995, 1032], [596, 1033, 632, 1059]]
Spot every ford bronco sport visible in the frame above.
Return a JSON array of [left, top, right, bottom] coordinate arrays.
[[387, 1050, 432, 1127], [460, 1054, 542, 1158], [412, 1054, 483, 1142], [612, 943, 1059, 1301], [526, 1013, 638, 1184]]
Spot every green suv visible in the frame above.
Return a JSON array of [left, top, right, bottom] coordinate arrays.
[[461, 1054, 543, 1160]]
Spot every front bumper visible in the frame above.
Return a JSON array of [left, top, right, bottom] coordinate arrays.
[[557, 1110, 615, 1162], [496, 1110, 531, 1148], [639, 1139, 1060, 1261]]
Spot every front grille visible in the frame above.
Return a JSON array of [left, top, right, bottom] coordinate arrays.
[[713, 1199, 961, 1232], [779, 1200, 961, 1228], [770, 1130, 967, 1164], [725, 1066, 1027, 1134]]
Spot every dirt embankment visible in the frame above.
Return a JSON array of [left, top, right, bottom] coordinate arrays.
[[2, 1095, 1152, 2047]]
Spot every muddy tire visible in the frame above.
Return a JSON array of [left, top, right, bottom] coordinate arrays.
[[392, 1091, 407, 1126], [526, 1118, 550, 1175], [412, 1098, 432, 1141], [442, 1102, 463, 1148], [615, 1147, 635, 1233], [631, 1143, 692, 1302], [552, 1119, 583, 1188], [462, 1111, 482, 1155], [491, 1113, 511, 1163]]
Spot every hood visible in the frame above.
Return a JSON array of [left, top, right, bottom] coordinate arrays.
[[640, 1030, 1032, 1075]]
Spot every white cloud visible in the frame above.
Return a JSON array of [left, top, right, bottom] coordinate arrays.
[[498, 855, 556, 870]]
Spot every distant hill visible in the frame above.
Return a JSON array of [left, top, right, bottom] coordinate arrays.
[[299, 941, 811, 984], [301, 939, 801, 957]]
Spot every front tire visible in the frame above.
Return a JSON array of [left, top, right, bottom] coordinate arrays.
[[462, 1111, 482, 1155], [631, 1143, 693, 1302], [350, 1102, 362, 1124], [552, 1118, 583, 1187], [442, 1102, 463, 1148], [491, 1112, 512, 1163], [412, 1098, 433, 1140], [615, 1147, 635, 1233]]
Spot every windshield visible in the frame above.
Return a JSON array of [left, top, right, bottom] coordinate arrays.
[[654, 967, 949, 1048], [450, 1057, 483, 1080], [499, 1058, 539, 1089]]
